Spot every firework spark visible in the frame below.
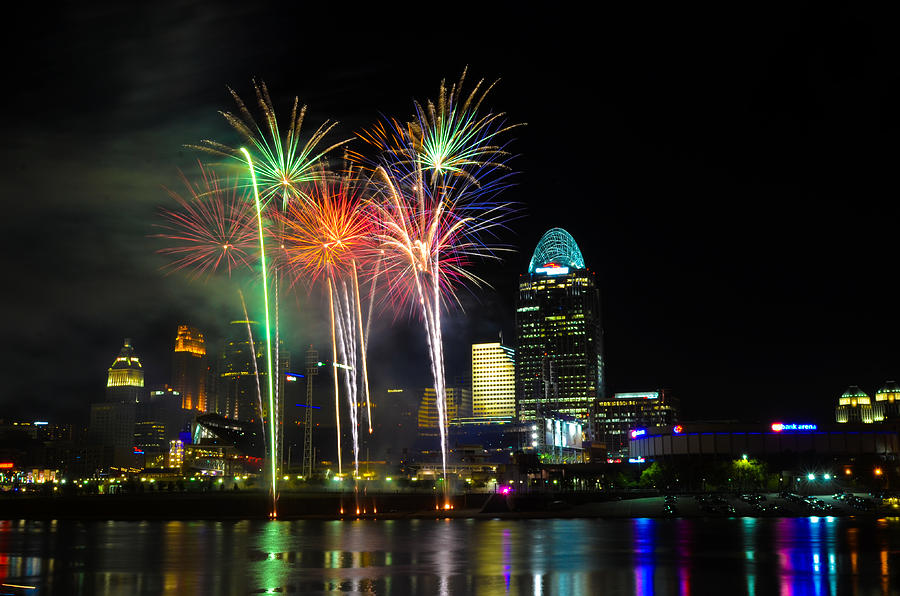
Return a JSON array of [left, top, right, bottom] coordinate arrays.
[[279, 176, 375, 285], [352, 67, 521, 191], [371, 173, 515, 312], [190, 80, 347, 207], [154, 164, 258, 279]]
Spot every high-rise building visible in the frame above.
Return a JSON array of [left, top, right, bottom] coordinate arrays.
[[89, 401, 136, 454], [472, 342, 516, 418], [136, 385, 194, 447], [417, 386, 473, 431], [216, 320, 289, 422], [172, 325, 208, 411], [594, 390, 679, 457], [373, 388, 418, 460], [168, 439, 184, 469], [515, 228, 604, 429], [134, 421, 167, 453], [217, 320, 265, 420], [105, 338, 144, 404], [92, 338, 143, 469]]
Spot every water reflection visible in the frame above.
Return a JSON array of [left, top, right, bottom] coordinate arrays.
[[632, 518, 655, 595], [0, 516, 899, 594], [743, 517, 757, 596]]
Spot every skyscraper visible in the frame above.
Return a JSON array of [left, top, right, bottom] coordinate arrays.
[[417, 386, 472, 431], [218, 320, 265, 421], [594, 390, 679, 457], [172, 325, 208, 411], [92, 338, 142, 469], [472, 342, 516, 418], [515, 228, 604, 429], [216, 320, 289, 422]]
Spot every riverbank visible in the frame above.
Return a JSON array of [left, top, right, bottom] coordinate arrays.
[[0, 491, 891, 520]]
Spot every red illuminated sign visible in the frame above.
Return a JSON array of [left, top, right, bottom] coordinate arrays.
[[0, 462, 14, 469]]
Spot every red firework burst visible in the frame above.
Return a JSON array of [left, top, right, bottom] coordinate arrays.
[[154, 164, 259, 279]]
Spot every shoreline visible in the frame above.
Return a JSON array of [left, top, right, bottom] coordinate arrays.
[[0, 492, 890, 521]]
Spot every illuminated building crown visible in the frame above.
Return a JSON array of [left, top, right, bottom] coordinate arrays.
[[876, 380, 900, 402], [838, 385, 869, 406], [107, 338, 144, 388], [528, 228, 586, 273], [174, 325, 206, 356]]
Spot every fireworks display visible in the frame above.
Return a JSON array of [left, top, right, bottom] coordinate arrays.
[[158, 70, 519, 514], [185, 81, 348, 517], [356, 70, 520, 499]]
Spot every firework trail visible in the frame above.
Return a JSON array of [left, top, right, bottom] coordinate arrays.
[[239, 147, 279, 518], [371, 172, 453, 493], [364, 253, 383, 344], [356, 69, 520, 501], [273, 274, 283, 483], [239, 289, 268, 459], [154, 164, 258, 279], [352, 259, 374, 434], [279, 175, 377, 482], [334, 279, 360, 479], [327, 279, 342, 475]]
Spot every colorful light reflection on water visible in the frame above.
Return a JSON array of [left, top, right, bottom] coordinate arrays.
[[1, 517, 899, 594]]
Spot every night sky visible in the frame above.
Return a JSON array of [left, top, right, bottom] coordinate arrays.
[[3, 4, 898, 426]]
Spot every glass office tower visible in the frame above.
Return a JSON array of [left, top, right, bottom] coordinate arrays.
[[515, 228, 604, 431]]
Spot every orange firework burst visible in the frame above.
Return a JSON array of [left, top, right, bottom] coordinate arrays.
[[279, 172, 379, 452], [279, 175, 375, 286]]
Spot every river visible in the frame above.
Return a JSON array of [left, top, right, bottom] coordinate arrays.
[[1, 516, 898, 594]]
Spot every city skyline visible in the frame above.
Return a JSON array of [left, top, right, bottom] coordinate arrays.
[[3, 6, 900, 594], [4, 4, 900, 429]]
